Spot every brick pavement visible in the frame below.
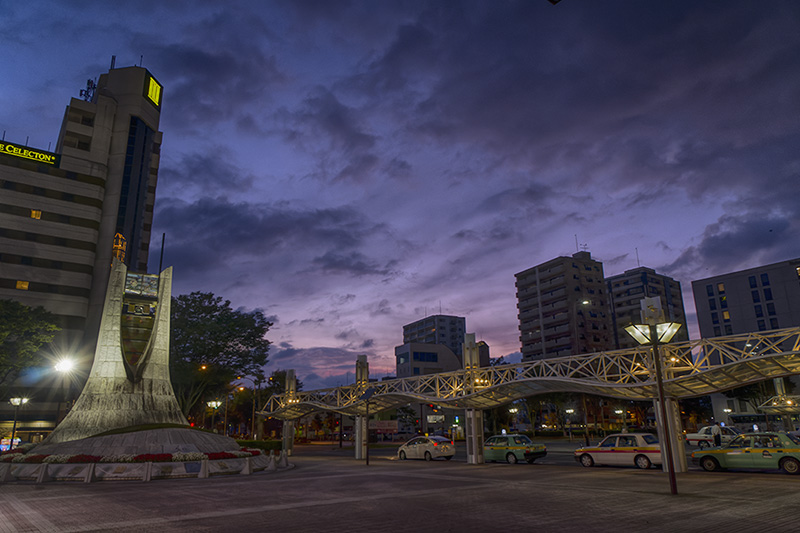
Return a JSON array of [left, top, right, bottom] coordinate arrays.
[[0, 446, 797, 532]]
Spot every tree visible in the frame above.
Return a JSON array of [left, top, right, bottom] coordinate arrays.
[[169, 292, 272, 416], [0, 299, 60, 393]]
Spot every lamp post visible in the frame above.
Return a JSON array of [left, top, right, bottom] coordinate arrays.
[[9, 397, 29, 448], [722, 408, 732, 427], [236, 375, 263, 439], [625, 297, 682, 496], [54, 358, 75, 424], [509, 407, 518, 432], [615, 409, 627, 432], [207, 400, 221, 432], [566, 408, 574, 442]]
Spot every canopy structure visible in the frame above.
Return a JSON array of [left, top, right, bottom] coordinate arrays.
[[260, 327, 800, 420]]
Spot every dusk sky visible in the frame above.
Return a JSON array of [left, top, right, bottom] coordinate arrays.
[[2, 1, 799, 390]]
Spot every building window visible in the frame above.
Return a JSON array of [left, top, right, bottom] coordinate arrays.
[[713, 326, 721, 336], [758, 320, 766, 331], [720, 296, 728, 309], [413, 367, 420, 375], [752, 291, 760, 303], [717, 282, 725, 294], [766, 302, 776, 316], [30, 209, 42, 219], [754, 305, 763, 318], [760, 273, 770, 286], [711, 312, 719, 324], [764, 288, 773, 301], [709, 299, 717, 310], [722, 311, 731, 322], [796, 267, 800, 279], [770, 318, 779, 329], [706, 284, 714, 297], [724, 324, 732, 335], [749, 275, 757, 288], [15, 280, 29, 290]]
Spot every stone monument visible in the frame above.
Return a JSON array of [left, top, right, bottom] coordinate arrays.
[[38, 260, 198, 448]]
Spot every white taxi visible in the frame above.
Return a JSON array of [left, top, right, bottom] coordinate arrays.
[[575, 433, 661, 469], [397, 436, 455, 461]]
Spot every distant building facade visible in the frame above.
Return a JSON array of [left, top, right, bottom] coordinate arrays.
[[402, 314, 466, 358], [692, 258, 800, 338], [516, 251, 613, 361], [395, 343, 462, 378], [607, 266, 689, 350], [0, 65, 164, 359], [692, 258, 800, 428]]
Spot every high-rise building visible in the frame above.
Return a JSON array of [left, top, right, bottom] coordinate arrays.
[[516, 251, 613, 361], [0, 65, 164, 361], [607, 266, 689, 350], [692, 258, 800, 427], [402, 314, 466, 358], [692, 258, 800, 338]]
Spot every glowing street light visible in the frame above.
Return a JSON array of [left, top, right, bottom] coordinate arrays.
[[207, 400, 222, 432], [625, 297, 682, 496], [54, 359, 75, 373], [9, 397, 29, 448]]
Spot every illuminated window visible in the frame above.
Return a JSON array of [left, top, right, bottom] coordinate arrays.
[[796, 267, 800, 279], [30, 209, 42, 219], [717, 282, 725, 293], [722, 311, 730, 321], [16, 280, 29, 290], [146, 77, 162, 106]]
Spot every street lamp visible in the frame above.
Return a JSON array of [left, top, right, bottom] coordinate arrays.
[[624, 297, 681, 496], [207, 400, 221, 432], [9, 397, 29, 448], [236, 375, 263, 440], [566, 408, 574, 442]]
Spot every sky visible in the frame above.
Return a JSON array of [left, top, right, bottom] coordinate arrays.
[[2, 1, 799, 391]]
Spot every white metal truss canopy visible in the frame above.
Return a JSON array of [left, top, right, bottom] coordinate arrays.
[[260, 327, 800, 420]]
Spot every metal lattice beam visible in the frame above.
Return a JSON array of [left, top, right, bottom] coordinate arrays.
[[260, 327, 800, 420]]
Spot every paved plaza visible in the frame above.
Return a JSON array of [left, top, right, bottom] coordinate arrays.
[[1, 443, 797, 532]]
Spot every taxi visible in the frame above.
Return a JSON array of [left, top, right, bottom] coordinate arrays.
[[483, 434, 547, 464], [691, 432, 800, 474], [574, 433, 661, 469]]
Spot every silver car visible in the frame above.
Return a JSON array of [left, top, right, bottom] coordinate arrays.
[[398, 436, 455, 461]]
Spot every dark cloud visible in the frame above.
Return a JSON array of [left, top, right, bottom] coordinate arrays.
[[663, 214, 797, 279], [311, 251, 395, 277]]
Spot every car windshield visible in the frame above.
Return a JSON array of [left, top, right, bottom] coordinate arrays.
[[512, 436, 533, 445], [727, 435, 747, 448], [787, 433, 800, 446], [642, 434, 658, 444]]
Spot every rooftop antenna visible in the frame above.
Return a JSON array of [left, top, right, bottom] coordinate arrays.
[[439, 301, 442, 314], [110, 55, 116, 69], [575, 234, 579, 253], [80, 78, 96, 101], [47, 142, 51, 151], [635, 247, 641, 267], [2, 131, 5, 141], [139, 55, 143, 67], [25, 136, 29, 146]]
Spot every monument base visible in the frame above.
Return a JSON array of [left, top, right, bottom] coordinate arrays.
[[31, 427, 239, 457]]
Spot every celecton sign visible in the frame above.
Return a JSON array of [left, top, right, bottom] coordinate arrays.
[[0, 140, 60, 166]]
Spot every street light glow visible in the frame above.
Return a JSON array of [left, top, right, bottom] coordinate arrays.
[[54, 359, 75, 373], [10, 397, 29, 406]]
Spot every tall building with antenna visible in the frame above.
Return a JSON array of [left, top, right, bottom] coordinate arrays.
[[516, 251, 613, 361], [0, 64, 164, 365]]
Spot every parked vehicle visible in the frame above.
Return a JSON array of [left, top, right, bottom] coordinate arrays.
[[483, 434, 547, 464], [397, 436, 455, 461], [685, 425, 741, 449], [575, 433, 661, 469], [692, 432, 800, 474]]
